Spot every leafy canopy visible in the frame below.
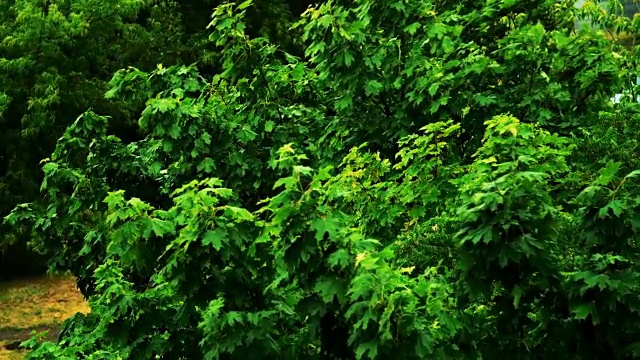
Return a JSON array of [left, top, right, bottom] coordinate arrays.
[[5, 0, 640, 359]]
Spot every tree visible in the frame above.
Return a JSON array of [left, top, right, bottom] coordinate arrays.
[[6, 0, 640, 358], [0, 0, 312, 279]]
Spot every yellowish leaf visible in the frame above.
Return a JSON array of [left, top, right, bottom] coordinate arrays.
[[400, 266, 415, 274], [355, 252, 367, 266]]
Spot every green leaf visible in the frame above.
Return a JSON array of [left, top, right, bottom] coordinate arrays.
[[336, 95, 353, 110], [365, 80, 383, 96], [343, 50, 355, 67], [225, 311, 243, 325], [624, 170, 640, 180], [293, 165, 313, 176], [595, 161, 621, 186], [428, 82, 439, 96], [223, 206, 253, 221], [314, 276, 346, 303], [310, 215, 341, 241], [202, 229, 227, 251], [128, 197, 151, 212], [264, 120, 275, 132], [570, 302, 598, 323], [104, 191, 126, 210], [237, 0, 252, 10], [404, 22, 421, 35], [306, 41, 326, 56], [355, 341, 378, 359], [512, 285, 523, 309], [607, 199, 624, 217], [327, 249, 350, 269], [148, 98, 177, 113], [150, 218, 175, 237], [273, 176, 296, 190], [168, 123, 181, 139], [197, 158, 216, 173]]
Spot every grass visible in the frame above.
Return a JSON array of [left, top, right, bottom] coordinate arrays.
[[0, 350, 24, 360], [0, 274, 89, 360]]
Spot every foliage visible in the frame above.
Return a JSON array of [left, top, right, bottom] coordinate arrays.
[[0, 0, 313, 278], [4, 0, 640, 359]]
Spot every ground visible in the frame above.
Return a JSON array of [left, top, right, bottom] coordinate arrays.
[[0, 275, 89, 359]]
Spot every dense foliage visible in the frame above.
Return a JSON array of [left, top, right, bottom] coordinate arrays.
[[4, 0, 640, 358], [0, 0, 311, 278]]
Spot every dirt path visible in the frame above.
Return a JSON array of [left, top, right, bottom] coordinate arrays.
[[0, 325, 60, 350]]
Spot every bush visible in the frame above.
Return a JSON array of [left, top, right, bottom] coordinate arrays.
[[5, 0, 640, 359]]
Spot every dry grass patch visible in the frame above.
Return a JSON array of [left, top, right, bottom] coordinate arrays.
[[0, 274, 90, 330], [0, 340, 26, 360], [0, 274, 89, 359]]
